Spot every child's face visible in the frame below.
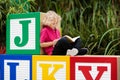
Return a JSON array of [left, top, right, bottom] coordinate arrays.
[[49, 16, 58, 28], [42, 11, 60, 29]]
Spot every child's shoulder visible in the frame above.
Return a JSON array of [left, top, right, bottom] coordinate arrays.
[[41, 27, 53, 34], [41, 27, 49, 31], [41, 27, 48, 33]]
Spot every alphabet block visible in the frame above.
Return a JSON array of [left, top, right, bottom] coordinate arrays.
[[32, 56, 70, 80], [0, 55, 32, 80], [6, 12, 40, 54], [70, 56, 117, 80]]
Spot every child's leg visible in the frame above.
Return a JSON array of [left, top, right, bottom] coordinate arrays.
[[74, 38, 88, 55], [74, 38, 82, 49], [52, 37, 73, 55], [78, 48, 88, 55]]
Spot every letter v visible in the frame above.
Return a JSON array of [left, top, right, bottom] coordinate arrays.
[[78, 66, 107, 80]]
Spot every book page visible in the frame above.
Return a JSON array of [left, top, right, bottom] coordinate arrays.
[[64, 35, 80, 42]]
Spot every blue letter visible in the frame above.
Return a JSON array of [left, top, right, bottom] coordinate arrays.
[[7, 62, 19, 80]]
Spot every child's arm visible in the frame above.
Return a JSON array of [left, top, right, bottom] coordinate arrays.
[[40, 41, 53, 48], [40, 39, 59, 48]]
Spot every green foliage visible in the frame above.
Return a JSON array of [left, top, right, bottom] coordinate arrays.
[[0, 0, 120, 55], [0, 0, 36, 31], [0, 0, 36, 45], [37, 0, 120, 55]]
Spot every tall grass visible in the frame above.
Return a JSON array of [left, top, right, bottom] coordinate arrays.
[[0, 0, 36, 46], [37, 0, 120, 55], [0, 0, 120, 55]]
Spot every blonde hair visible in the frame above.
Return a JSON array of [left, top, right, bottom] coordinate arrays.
[[41, 11, 61, 27]]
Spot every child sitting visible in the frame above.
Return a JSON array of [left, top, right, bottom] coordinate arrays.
[[40, 10, 88, 56]]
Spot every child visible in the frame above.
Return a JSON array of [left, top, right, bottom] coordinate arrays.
[[40, 11, 61, 55], [40, 11, 88, 55]]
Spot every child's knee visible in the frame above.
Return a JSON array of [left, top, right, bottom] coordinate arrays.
[[58, 37, 68, 44]]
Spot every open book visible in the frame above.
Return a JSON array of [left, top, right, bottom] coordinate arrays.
[[63, 35, 80, 43]]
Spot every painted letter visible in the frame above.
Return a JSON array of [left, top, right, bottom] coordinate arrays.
[[14, 20, 31, 47], [40, 64, 63, 80], [7, 62, 19, 80], [78, 66, 107, 80]]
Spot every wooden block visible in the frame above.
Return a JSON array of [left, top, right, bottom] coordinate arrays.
[[6, 12, 40, 54], [0, 55, 32, 80], [32, 55, 70, 80], [70, 56, 117, 80]]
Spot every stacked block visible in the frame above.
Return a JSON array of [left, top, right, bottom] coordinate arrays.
[[0, 55, 32, 80], [32, 56, 70, 80], [0, 12, 119, 80], [6, 12, 40, 54], [70, 56, 117, 80], [0, 55, 118, 80]]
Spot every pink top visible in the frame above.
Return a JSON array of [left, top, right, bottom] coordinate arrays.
[[40, 25, 61, 55]]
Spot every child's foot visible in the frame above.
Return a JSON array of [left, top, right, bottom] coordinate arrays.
[[66, 48, 78, 56], [78, 48, 88, 55]]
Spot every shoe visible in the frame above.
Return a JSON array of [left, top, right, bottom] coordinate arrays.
[[66, 48, 78, 56], [78, 48, 88, 55]]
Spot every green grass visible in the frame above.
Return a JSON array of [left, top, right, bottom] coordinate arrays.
[[0, 0, 120, 55]]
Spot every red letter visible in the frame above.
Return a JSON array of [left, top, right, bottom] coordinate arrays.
[[78, 66, 107, 80], [79, 66, 93, 80], [95, 66, 107, 80]]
